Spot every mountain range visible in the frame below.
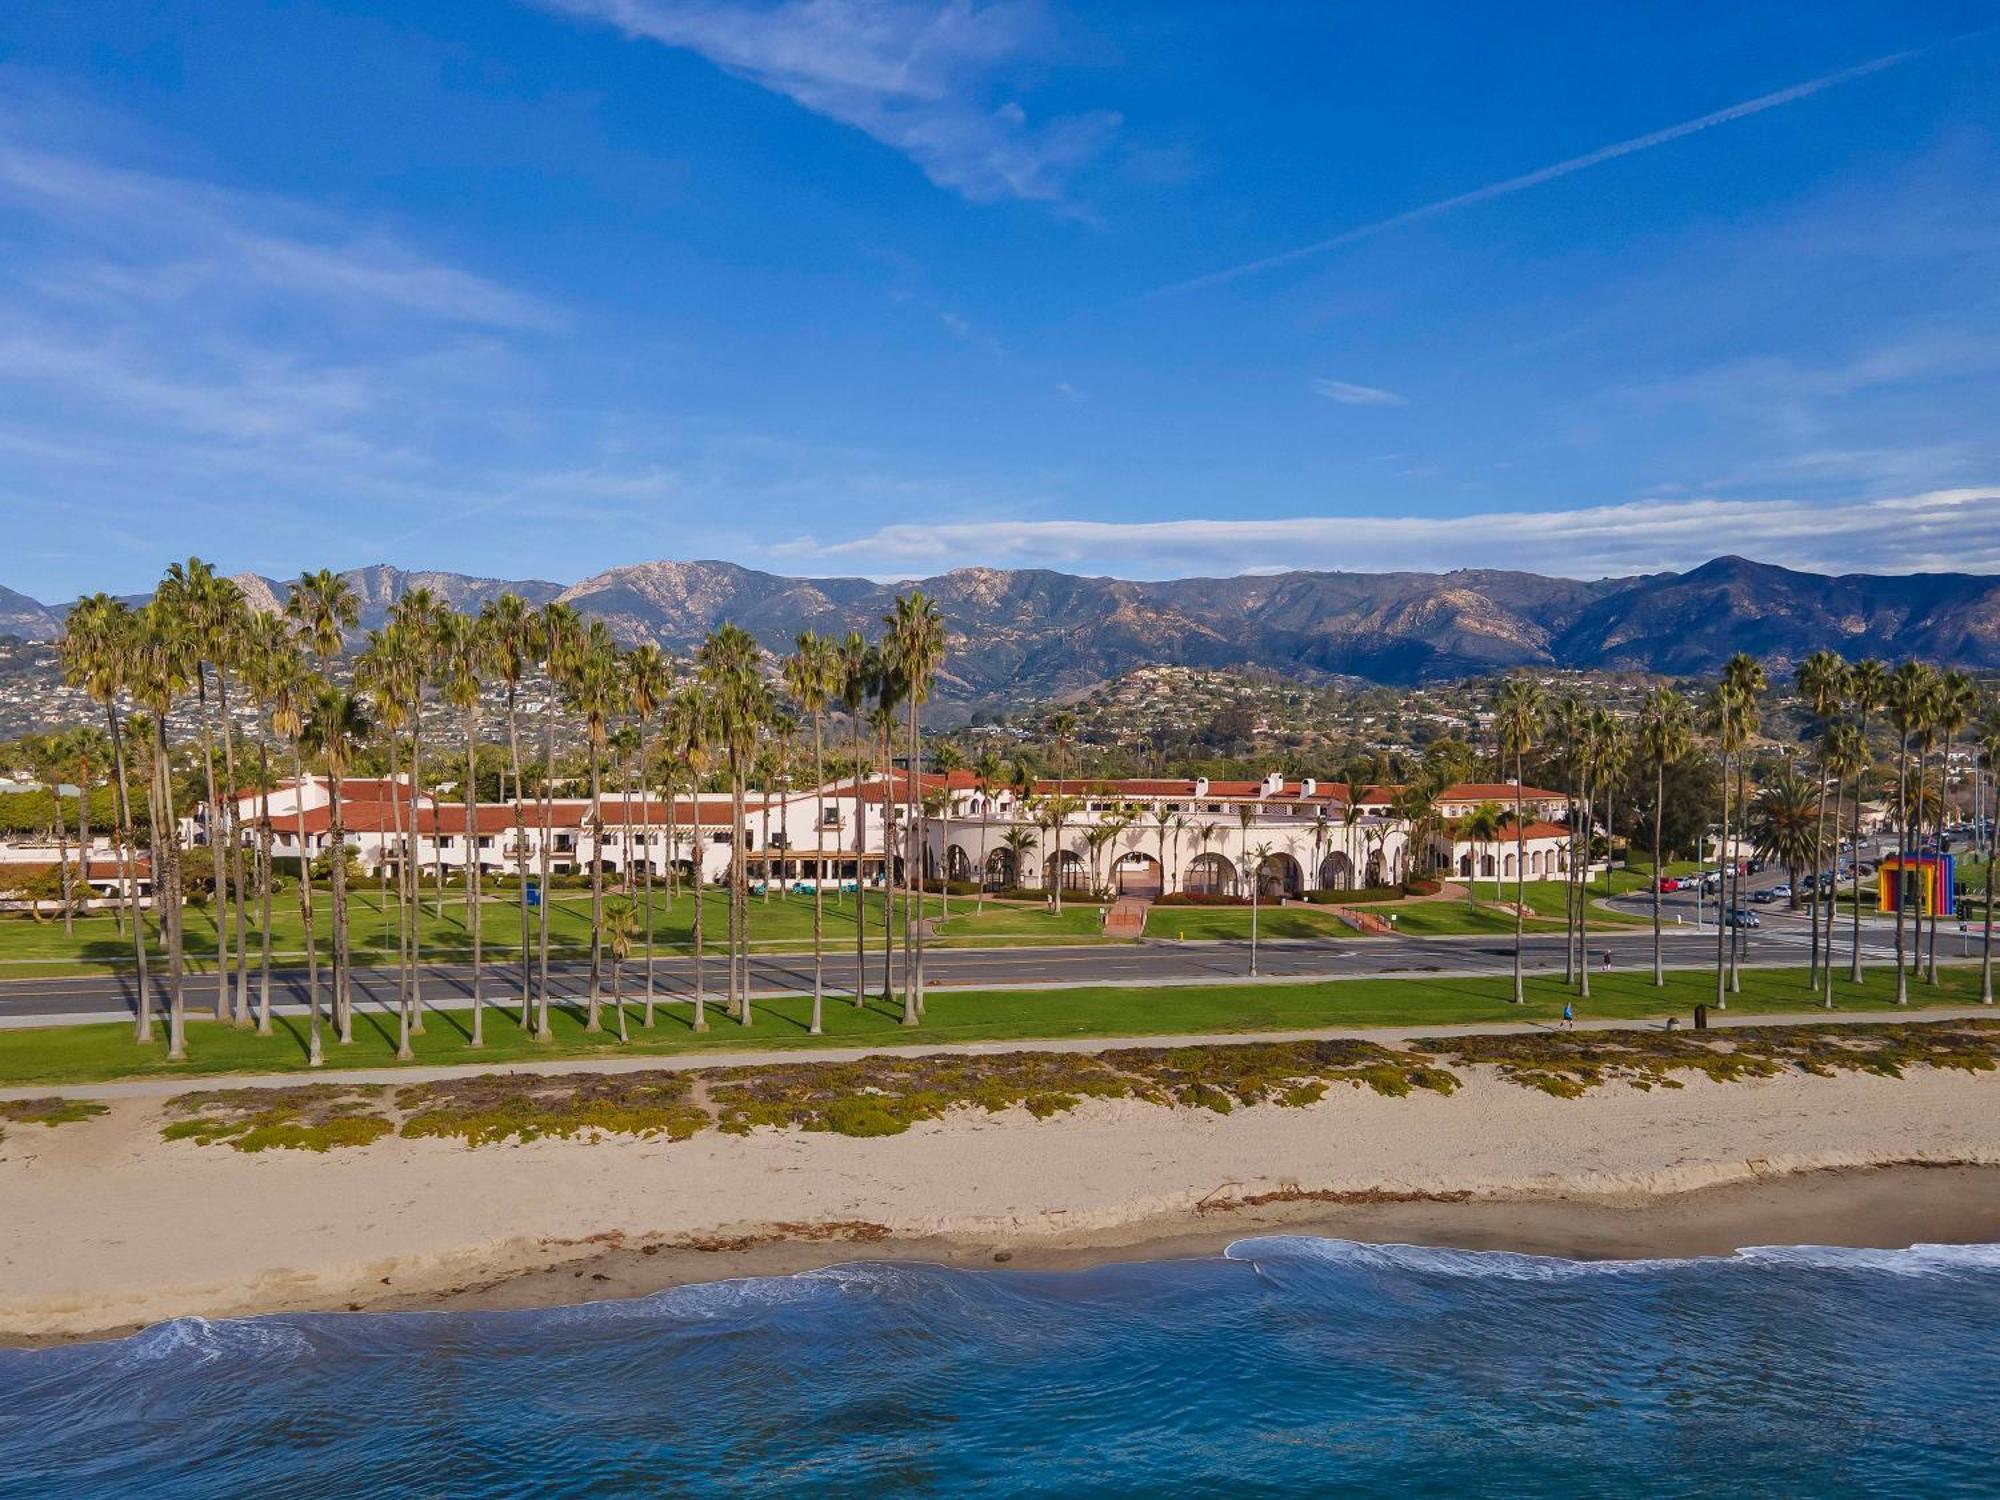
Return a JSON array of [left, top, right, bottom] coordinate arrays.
[[7, 556, 1998, 699]]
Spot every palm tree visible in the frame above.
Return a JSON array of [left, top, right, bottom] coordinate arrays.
[[1794, 652, 1847, 989], [1001, 825, 1037, 894], [1720, 654, 1766, 995], [569, 628, 624, 1033], [1928, 670, 1975, 984], [436, 612, 489, 1046], [1751, 769, 1819, 926], [532, 601, 582, 1039], [1976, 700, 2000, 1006], [885, 592, 946, 1024], [161, 560, 240, 1026], [355, 625, 420, 1059], [480, 592, 539, 1028], [59, 595, 152, 1038], [698, 623, 764, 1026], [836, 632, 875, 1007], [1886, 660, 1937, 1005], [602, 895, 638, 1039], [1820, 721, 1868, 1004], [783, 632, 837, 1035], [1248, 839, 1273, 975], [131, 601, 194, 1058], [238, 612, 302, 1037], [1235, 802, 1258, 904], [285, 570, 359, 1031], [666, 684, 714, 1032], [622, 643, 673, 1028], [869, 697, 903, 1004], [301, 683, 370, 1045], [1550, 695, 1586, 982], [1494, 677, 1546, 1004], [1046, 709, 1078, 914], [1702, 682, 1748, 1011], [1845, 658, 1889, 983], [974, 748, 1004, 913], [1637, 686, 1693, 986], [1460, 801, 1506, 909]]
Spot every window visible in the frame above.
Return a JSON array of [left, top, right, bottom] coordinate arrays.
[[439, 837, 454, 849], [478, 837, 493, 849]]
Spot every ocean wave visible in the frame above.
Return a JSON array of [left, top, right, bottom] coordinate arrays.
[[122, 1314, 313, 1366], [1223, 1235, 2000, 1281]]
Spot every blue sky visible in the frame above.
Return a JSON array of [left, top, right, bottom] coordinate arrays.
[[3, 1, 1999, 599]]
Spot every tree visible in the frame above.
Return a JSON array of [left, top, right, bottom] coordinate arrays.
[[1928, 670, 1975, 985], [1719, 653, 1766, 995], [698, 623, 764, 1026], [783, 632, 838, 1035], [570, 627, 624, 1033], [666, 684, 714, 1032], [1460, 801, 1506, 908], [886, 592, 946, 1024], [1976, 700, 2000, 1006], [301, 683, 370, 1046], [440, 611, 489, 1047], [1819, 721, 1868, 1005], [532, 601, 583, 1040], [602, 895, 638, 1037], [623, 643, 673, 1028], [1046, 709, 1078, 914], [1885, 660, 1937, 1006], [355, 624, 421, 1060], [975, 749, 1005, 914], [286, 570, 359, 1034], [480, 592, 539, 1030], [1845, 658, 1889, 984], [1001, 825, 1037, 894], [131, 601, 194, 1058], [1702, 681, 1750, 1011], [836, 632, 875, 1008], [1794, 651, 1848, 990], [1494, 677, 1545, 1004], [1750, 769, 1818, 935], [1637, 686, 1693, 987], [1248, 840, 1273, 975]]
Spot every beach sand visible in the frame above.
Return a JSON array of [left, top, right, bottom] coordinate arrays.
[[3, 1066, 1996, 1344]]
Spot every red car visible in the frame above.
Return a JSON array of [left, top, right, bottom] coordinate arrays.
[[1656, 876, 1681, 892]]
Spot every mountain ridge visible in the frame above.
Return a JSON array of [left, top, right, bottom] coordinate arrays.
[[8, 557, 1998, 697]]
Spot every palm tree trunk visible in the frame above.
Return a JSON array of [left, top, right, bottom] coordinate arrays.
[[466, 706, 484, 1048], [291, 746, 321, 1066], [1511, 762, 1526, 1005], [1730, 756, 1747, 995], [810, 712, 825, 1035], [853, 724, 867, 1007], [329, 769, 353, 1044], [1894, 733, 1910, 1005], [1577, 763, 1592, 1001], [1651, 760, 1665, 986], [1809, 759, 1827, 992], [1980, 773, 1994, 1004], [256, 742, 274, 1034], [690, 813, 708, 1032], [735, 768, 752, 1026], [641, 729, 658, 1029], [1715, 749, 1730, 1011], [535, 704, 555, 1041], [390, 738, 414, 1060], [586, 746, 605, 1032], [214, 668, 251, 1027], [1849, 762, 1865, 984], [902, 704, 921, 1026], [1927, 736, 1948, 984], [507, 685, 531, 1029], [196, 685, 228, 1023], [107, 704, 151, 1042]]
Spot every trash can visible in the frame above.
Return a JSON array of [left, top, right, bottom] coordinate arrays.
[[1693, 1002, 1708, 1031]]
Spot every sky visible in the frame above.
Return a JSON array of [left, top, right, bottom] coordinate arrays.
[[3, 0, 2000, 600]]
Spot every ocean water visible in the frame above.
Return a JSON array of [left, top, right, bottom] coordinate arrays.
[[4, 1238, 1999, 1497]]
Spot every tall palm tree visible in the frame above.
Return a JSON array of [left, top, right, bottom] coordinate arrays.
[[1885, 660, 1937, 1006], [437, 611, 490, 1046], [1820, 721, 1868, 1005], [480, 592, 539, 1029], [836, 632, 875, 1007], [1550, 695, 1586, 982], [1928, 670, 1975, 984], [238, 612, 303, 1036], [1494, 677, 1545, 1004], [622, 643, 673, 1028], [975, 748, 1005, 912], [59, 595, 151, 1038], [1247, 839, 1273, 976], [1794, 652, 1847, 988], [930, 738, 965, 918], [1719, 654, 1766, 995], [285, 570, 359, 1031], [1845, 658, 1889, 983], [1751, 768, 1819, 919], [1976, 700, 2000, 1006], [885, 592, 946, 1023], [301, 683, 369, 1045], [1460, 801, 1505, 909], [569, 628, 623, 1033], [355, 625, 421, 1059], [667, 683, 714, 1032], [869, 697, 902, 1004], [1637, 686, 1693, 987], [1046, 709, 1078, 914], [1001, 825, 1037, 894], [1235, 802, 1258, 905], [698, 623, 764, 1026], [531, 601, 582, 1038], [783, 632, 837, 1034], [131, 601, 194, 1058], [1702, 682, 1749, 1011]]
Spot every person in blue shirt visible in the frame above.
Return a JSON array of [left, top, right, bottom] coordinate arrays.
[[1561, 1001, 1575, 1031]]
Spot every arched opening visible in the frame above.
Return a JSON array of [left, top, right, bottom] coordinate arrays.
[[1257, 851, 1303, 900], [1503, 853, 1517, 878], [1184, 852, 1238, 897], [984, 847, 1016, 891], [945, 845, 974, 884], [1042, 850, 1089, 893], [1114, 852, 1163, 898], [1458, 852, 1473, 878], [1320, 851, 1355, 891], [1364, 850, 1385, 888], [1479, 853, 1496, 877]]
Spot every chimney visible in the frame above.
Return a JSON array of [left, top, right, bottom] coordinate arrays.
[[1193, 777, 1209, 798], [1262, 771, 1283, 796], [1300, 778, 1316, 799]]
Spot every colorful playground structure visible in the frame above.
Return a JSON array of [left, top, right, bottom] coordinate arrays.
[[1877, 854, 1956, 918]]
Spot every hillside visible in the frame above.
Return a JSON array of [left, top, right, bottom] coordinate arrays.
[[7, 556, 1999, 697]]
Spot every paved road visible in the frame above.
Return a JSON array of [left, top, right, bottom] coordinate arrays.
[[0, 923, 1811, 1025]]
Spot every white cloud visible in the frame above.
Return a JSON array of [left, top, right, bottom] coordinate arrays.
[[789, 487, 2000, 579], [543, 0, 1119, 203], [1313, 377, 1406, 407]]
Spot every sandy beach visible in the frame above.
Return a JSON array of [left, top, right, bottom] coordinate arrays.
[[3, 1058, 1997, 1345]]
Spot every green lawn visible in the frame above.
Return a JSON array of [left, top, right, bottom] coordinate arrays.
[[1144, 905, 1360, 942], [930, 900, 1111, 944], [0, 887, 947, 971], [3, 963, 1986, 1088]]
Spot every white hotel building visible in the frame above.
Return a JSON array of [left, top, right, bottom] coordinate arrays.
[[205, 772, 1575, 901]]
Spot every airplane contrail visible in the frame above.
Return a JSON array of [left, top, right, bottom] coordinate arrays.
[[1147, 44, 1930, 299]]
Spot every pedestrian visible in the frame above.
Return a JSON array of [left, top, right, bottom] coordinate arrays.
[[1561, 1000, 1574, 1031]]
